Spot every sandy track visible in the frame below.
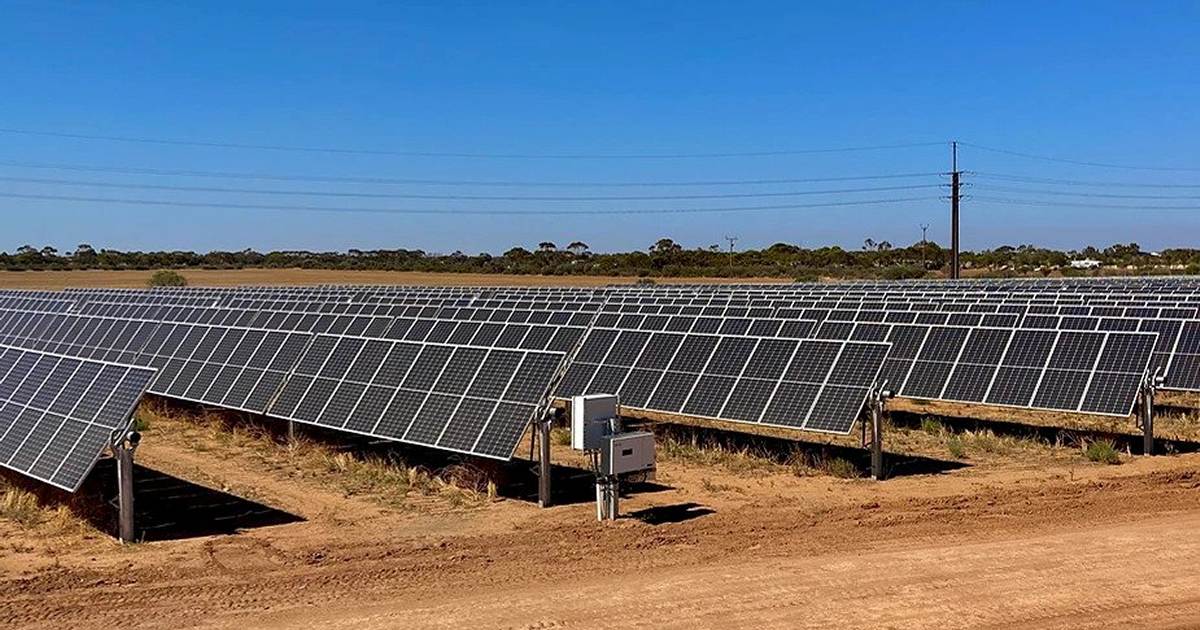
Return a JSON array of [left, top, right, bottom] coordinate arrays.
[[3, 414, 1200, 630], [263, 512, 1200, 630]]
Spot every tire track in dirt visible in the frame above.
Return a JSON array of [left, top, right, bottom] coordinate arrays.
[[3, 465, 1200, 629]]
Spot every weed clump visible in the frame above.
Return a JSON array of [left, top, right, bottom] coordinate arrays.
[[1085, 440, 1122, 465], [946, 435, 967, 459], [147, 270, 187, 287]]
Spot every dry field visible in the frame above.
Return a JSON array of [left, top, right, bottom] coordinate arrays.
[[0, 268, 794, 289], [1, 400, 1200, 629], [3, 270, 1200, 629]]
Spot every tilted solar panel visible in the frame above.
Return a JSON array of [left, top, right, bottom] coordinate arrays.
[[896, 327, 1157, 416], [557, 324, 890, 435], [265, 334, 567, 459], [0, 344, 155, 491]]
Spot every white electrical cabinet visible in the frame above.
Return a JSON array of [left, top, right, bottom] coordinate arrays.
[[601, 431, 656, 476], [571, 394, 618, 451]]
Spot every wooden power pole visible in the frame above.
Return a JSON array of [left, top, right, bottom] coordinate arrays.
[[950, 141, 961, 279]]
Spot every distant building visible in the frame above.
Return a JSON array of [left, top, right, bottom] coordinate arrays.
[[1069, 259, 1102, 269]]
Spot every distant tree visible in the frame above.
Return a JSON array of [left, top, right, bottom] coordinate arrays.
[[74, 243, 97, 260], [650, 238, 682, 254], [863, 238, 875, 251], [567, 241, 589, 256], [147, 270, 187, 287], [15, 245, 36, 256], [538, 241, 558, 252], [504, 247, 532, 259], [709, 244, 721, 253]]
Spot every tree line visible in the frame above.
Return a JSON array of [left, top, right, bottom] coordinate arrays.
[[3, 240, 1198, 279]]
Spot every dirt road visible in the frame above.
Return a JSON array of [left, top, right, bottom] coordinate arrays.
[[265, 512, 1200, 630], [3, 411, 1200, 630]]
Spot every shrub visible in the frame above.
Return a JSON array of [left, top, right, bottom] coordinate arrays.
[[881, 265, 926, 280], [147, 270, 187, 287], [947, 436, 967, 459], [813, 455, 861, 479], [1085, 440, 1121, 465]]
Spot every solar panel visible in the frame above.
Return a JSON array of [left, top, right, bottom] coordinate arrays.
[[558, 322, 889, 435], [265, 334, 567, 459], [897, 327, 1156, 416], [0, 344, 155, 491]]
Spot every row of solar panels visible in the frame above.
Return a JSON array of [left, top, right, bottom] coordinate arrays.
[[8, 286, 1196, 393], [0, 280, 1190, 494]]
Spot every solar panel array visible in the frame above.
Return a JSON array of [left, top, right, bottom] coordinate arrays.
[[0, 344, 154, 491], [0, 276, 1195, 490]]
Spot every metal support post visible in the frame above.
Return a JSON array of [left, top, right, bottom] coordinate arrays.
[[537, 414, 552, 508], [870, 397, 884, 481], [287, 420, 297, 444], [113, 430, 140, 544], [595, 476, 620, 521], [1140, 369, 1163, 456], [864, 382, 892, 481]]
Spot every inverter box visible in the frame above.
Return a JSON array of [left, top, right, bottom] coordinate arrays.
[[571, 394, 619, 451]]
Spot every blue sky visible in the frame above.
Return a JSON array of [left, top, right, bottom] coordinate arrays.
[[1, 1, 1197, 255]]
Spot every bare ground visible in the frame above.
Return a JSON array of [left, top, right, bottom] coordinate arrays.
[[0, 269, 794, 289], [3, 271, 1200, 628], [2, 406, 1200, 629]]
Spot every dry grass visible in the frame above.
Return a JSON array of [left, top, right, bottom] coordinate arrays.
[[907, 415, 1066, 462], [0, 268, 795, 290], [0, 477, 90, 535], [138, 399, 493, 511], [654, 428, 865, 480], [1154, 409, 1200, 443]]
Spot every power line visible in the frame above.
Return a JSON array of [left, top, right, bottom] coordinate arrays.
[[0, 159, 942, 188], [959, 141, 1200, 172], [973, 172, 1200, 189], [973, 185, 1200, 200], [0, 175, 941, 201], [0, 128, 946, 159], [0, 192, 939, 216], [974, 195, 1200, 211]]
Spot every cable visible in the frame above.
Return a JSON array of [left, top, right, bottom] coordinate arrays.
[[973, 185, 1200, 200], [0, 128, 946, 159], [974, 195, 1200, 211], [973, 172, 1200, 189], [0, 175, 942, 201], [0, 192, 938, 216], [0, 159, 943, 188], [959, 141, 1200, 172]]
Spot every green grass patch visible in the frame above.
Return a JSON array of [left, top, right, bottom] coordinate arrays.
[[1085, 440, 1122, 465], [946, 435, 967, 459]]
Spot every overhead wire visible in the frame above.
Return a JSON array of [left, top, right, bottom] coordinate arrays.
[[973, 172, 1200, 189], [0, 128, 947, 159], [973, 195, 1200, 211], [959, 141, 1200, 172], [0, 175, 943, 201], [0, 192, 939, 216], [0, 159, 943, 188], [970, 185, 1200, 200]]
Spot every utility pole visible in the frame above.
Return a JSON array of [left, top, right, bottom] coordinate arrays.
[[950, 141, 961, 280], [724, 235, 738, 271], [920, 223, 929, 270]]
